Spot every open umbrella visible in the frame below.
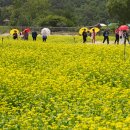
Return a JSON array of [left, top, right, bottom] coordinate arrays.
[[89, 27, 100, 33], [100, 23, 107, 27], [108, 23, 119, 27], [108, 23, 119, 30], [10, 29, 19, 35], [79, 27, 88, 35], [118, 25, 129, 31], [24, 28, 31, 33], [127, 24, 130, 27], [41, 28, 51, 36]]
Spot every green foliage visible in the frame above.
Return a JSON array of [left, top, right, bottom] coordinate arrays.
[[0, 0, 118, 26], [107, 0, 130, 24], [37, 15, 74, 27], [0, 37, 130, 129], [0, 0, 13, 7]]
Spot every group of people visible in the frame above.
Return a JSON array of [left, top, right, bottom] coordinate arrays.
[[82, 29, 96, 43], [13, 30, 47, 42], [82, 28, 130, 44], [12, 28, 129, 44], [13, 30, 29, 40], [31, 31, 47, 41], [115, 29, 129, 45]]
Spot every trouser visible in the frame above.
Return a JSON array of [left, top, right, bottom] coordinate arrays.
[[13, 36, 18, 40], [83, 37, 87, 43], [33, 37, 36, 41], [115, 36, 119, 44], [24, 37, 28, 40], [43, 38, 47, 42], [103, 36, 109, 44], [124, 38, 130, 44]]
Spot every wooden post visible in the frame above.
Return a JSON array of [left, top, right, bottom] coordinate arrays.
[[124, 43, 126, 61], [2, 37, 4, 44]]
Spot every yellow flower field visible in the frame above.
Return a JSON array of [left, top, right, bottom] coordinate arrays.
[[0, 36, 130, 130]]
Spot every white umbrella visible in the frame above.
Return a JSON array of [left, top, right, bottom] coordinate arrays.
[[41, 28, 51, 36], [100, 23, 107, 27]]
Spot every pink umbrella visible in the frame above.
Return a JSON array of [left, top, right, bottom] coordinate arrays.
[[118, 25, 129, 31]]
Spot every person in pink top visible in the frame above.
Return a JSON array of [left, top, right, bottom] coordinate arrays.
[[91, 29, 96, 43], [114, 28, 119, 44]]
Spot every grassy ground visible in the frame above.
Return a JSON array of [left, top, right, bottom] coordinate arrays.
[[0, 36, 130, 129]]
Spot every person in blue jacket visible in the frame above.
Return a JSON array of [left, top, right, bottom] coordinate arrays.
[[32, 31, 38, 41], [103, 29, 109, 44]]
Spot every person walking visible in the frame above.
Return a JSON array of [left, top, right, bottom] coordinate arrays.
[[91, 29, 96, 43], [114, 28, 119, 44], [119, 30, 124, 44], [23, 30, 29, 40], [123, 30, 130, 45], [82, 29, 87, 43], [13, 30, 18, 40], [103, 29, 109, 44], [42, 35, 47, 42], [32, 31, 38, 41]]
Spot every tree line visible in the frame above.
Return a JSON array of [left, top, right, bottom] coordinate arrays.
[[0, 0, 129, 27]]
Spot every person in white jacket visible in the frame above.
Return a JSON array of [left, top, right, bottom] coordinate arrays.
[[119, 30, 124, 44]]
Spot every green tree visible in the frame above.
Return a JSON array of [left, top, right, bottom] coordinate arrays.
[[37, 15, 74, 27], [10, 0, 50, 26], [0, 0, 116, 26], [107, 0, 130, 24]]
